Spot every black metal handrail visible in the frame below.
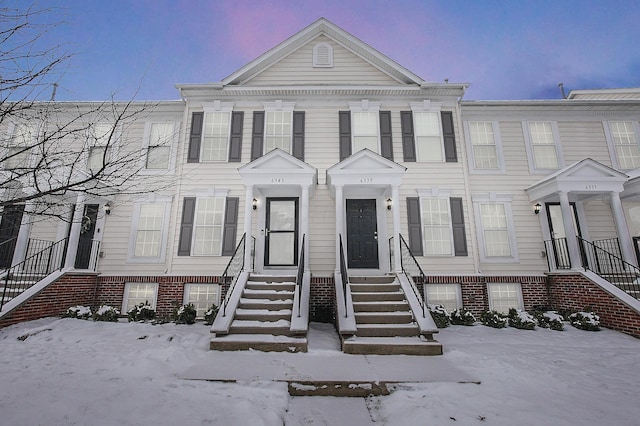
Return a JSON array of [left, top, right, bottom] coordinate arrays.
[[338, 234, 348, 317], [295, 234, 306, 318], [220, 233, 246, 317], [544, 237, 571, 270], [1, 237, 68, 311], [0, 237, 18, 268], [578, 236, 640, 299], [396, 234, 427, 317]]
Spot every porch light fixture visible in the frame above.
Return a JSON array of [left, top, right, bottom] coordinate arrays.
[[252, 198, 258, 210], [103, 203, 111, 215], [386, 198, 392, 210], [534, 203, 541, 215]]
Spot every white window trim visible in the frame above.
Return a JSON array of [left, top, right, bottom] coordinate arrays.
[[603, 120, 640, 170], [127, 195, 173, 263], [183, 283, 221, 317], [199, 101, 234, 163], [3, 122, 36, 170], [424, 283, 462, 311], [122, 282, 159, 313], [416, 188, 454, 256], [85, 122, 121, 172], [472, 193, 519, 263], [410, 100, 445, 162], [263, 100, 296, 155], [139, 120, 180, 174], [464, 120, 505, 174], [312, 42, 333, 68], [487, 282, 524, 313], [348, 100, 381, 154], [522, 121, 564, 174]]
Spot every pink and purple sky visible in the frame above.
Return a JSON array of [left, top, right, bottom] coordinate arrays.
[[24, 0, 640, 101]]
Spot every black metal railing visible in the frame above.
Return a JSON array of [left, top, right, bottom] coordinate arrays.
[[0, 237, 18, 268], [295, 234, 306, 318], [220, 233, 246, 317], [578, 236, 640, 299], [544, 237, 571, 270], [338, 234, 348, 316], [396, 234, 427, 317], [1, 237, 68, 311]]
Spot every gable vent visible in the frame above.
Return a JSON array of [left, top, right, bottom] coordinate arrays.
[[313, 42, 333, 68]]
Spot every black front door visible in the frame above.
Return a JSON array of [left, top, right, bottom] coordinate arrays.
[[0, 205, 25, 267], [265, 198, 298, 267], [546, 202, 586, 268], [75, 204, 99, 269], [346, 199, 379, 268]]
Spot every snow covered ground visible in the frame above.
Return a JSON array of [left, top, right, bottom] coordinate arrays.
[[0, 317, 638, 425]]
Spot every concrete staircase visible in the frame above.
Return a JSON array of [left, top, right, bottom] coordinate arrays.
[[0, 272, 41, 311], [210, 275, 307, 352], [342, 276, 442, 356]]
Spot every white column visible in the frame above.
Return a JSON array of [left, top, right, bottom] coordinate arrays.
[[64, 193, 86, 269], [391, 185, 402, 272], [10, 202, 36, 266], [335, 185, 344, 274], [243, 185, 254, 272], [301, 185, 310, 272], [610, 191, 637, 267], [559, 191, 581, 269]]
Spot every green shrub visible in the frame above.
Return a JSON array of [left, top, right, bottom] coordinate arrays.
[[428, 304, 450, 328], [63, 305, 92, 320], [449, 308, 476, 326], [204, 304, 219, 326], [93, 305, 120, 322], [569, 311, 600, 331], [508, 308, 536, 330], [532, 310, 564, 331], [127, 302, 156, 322], [480, 310, 508, 328], [173, 303, 197, 324]]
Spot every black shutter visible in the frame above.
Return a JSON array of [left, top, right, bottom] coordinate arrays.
[[339, 111, 351, 161], [178, 197, 196, 256], [450, 197, 468, 256], [441, 111, 457, 163], [292, 111, 305, 161], [401, 111, 416, 162], [406, 197, 423, 256], [221, 197, 239, 256], [187, 112, 204, 163], [379, 111, 393, 160], [228, 111, 243, 162], [251, 111, 265, 161]]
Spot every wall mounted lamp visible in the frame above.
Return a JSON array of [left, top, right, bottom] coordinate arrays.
[[103, 203, 111, 215], [252, 198, 258, 210], [386, 198, 392, 211], [534, 203, 541, 215]]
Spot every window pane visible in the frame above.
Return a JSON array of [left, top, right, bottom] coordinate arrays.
[[5, 124, 33, 169], [352, 111, 379, 153], [146, 145, 170, 169], [186, 284, 220, 317], [488, 283, 522, 313], [529, 121, 558, 169], [611, 121, 640, 168], [265, 111, 292, 153], [88, 146, 110, 171], [481, 203, 511, 257], [125, 283, 157, 311], [533, 145, 559, 169], [268, 233, 295, 265], [425, 284, 461, 312], [416, 136, 443, 161], [202, 112, 229, 161], [193, 198, 225, 255], [150, 123, 174, 146], [414, 112, 442, 161], [134, 204, 164, 257], [414, 112, 439, 136], [421, 198, 452, 255], [470, 122, 498, 169]]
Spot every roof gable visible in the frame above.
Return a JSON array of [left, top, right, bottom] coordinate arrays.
[[238, 148, 317, 189]]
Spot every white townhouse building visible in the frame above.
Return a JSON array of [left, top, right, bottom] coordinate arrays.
[[1, 19, 639, 353]]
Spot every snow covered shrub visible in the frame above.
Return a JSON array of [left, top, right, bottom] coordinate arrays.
[[63, 305, 92, 320], [532, 310, 564, 331], [480, 310, 508, 328], [449, 308, 476, 326], [569, 311, 600, 331], [172, 303, 197, 324], [127, 302, 156, 322], [204, 304, 219, 325], [428, 304, 450, 328], [93, 305, 120, 322], [508, 309, 536, 330]]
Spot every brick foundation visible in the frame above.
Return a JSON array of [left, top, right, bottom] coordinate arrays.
[[310, 276, 335, 322], [548, 272, 640, 338]]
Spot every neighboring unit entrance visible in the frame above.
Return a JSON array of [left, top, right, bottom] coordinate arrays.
[[346, 199, 379, 268], [0, 205, 25, 268], [546, 203, 585, 268], [75, 204, 99, 269], [265, 198, 298, 267]]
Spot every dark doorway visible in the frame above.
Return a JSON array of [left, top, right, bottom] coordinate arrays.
[[75, 204, 99, 269], [0, 205, 25, 267], [264, 198, 298, 267], [546, 202, 586, 268], [346, 199, 379, 268]]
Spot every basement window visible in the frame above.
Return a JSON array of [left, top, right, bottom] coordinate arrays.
[[184, 284, 220, 317], [487, 282, 523, 313], [122, 282, 158, 313], [425, 284, 462, 312]]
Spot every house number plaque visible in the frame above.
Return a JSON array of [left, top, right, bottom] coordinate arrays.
[[271, 177, 284, 183], [360, 177, 373, 183], [585, 184, 598, 190]]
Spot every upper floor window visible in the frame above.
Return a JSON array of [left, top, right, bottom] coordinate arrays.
[[187, 102, 243, 163], [202, 111, 230, 161], [523, 121, 562, 173], [87, 123, 114, 173], [401, 101, 457, 163], [352, 111, 379, 153], [338, 100, 393, 161], [265, 110, 292, 153], [466, 121, 504, 172], [251, 101, 305, 161], [413, 111, 443, 161], [3, 123, 33, 169], [144, 122, 176, 171], [605, 121, 640, 170]]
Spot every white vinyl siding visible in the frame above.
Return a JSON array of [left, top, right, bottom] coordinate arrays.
[[201, 111, 230, 161], [351, 111, 379, 153], [607, 121, 640, 169], [192, 197, 225, 256], [524, 121, 562, 172], [265, 111, 292, 153], [420, 197, 453, 255], [145, 122, 174, 170], [468, 121, 502, 171], [425, 284, 462, 312], [184, 284, 220, 317], [487, 283, 524, 313], [414, 111, 443, 162], [123, 282, 158, 312]]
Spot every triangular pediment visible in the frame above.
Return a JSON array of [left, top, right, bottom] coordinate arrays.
[[221, 18, 425, 87], [238, 149, 317, 189], [327, 149, 406, 189]]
